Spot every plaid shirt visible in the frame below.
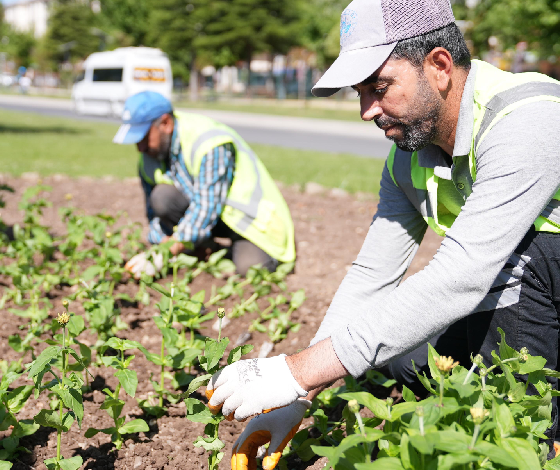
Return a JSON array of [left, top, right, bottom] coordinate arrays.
[[142, 122, 235, 245]]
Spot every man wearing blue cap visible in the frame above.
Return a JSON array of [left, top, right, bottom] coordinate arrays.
[[206, 0, 560, 467], [113, 91, 296, 277]]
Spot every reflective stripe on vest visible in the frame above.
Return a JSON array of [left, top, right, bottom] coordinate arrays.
[[189, 127, 262, 231], [388, 60, 560, 236], [174, 112, 296, 262]]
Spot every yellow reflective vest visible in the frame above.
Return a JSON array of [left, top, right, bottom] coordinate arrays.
[[139, 111, 296, 263], [387, 60, 560, 236]]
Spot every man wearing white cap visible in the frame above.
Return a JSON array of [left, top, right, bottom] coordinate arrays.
[[206, 0, 560, 467], [113, 91, 296, 277]]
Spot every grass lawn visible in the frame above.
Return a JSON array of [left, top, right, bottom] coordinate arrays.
[[0, 109, 384, 195], [175, 98, 363, 122]]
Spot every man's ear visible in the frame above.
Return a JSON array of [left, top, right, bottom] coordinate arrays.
[[160, 113, 175, 133], [425, 47, 453, 94]]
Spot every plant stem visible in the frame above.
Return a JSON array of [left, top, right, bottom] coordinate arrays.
[[463, 363, 477, 385], [419, 416, 425, 436], [470, 424, 480, 449], [439, 374, 445, 407]]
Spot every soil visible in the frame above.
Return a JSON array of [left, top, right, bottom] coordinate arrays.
[[0, 174, 442, 470]]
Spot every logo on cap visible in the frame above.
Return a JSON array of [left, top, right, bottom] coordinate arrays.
[[340, 9, 357, 47]]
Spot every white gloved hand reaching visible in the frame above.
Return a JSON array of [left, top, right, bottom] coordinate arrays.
[[124, 251, 163, 279], [206, 355, 308, 421], [231, 399, 311, 470]]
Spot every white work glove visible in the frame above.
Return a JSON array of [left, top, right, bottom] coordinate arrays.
[[124, 252, 163, 279], [206, 355, 308, 421], [231, 399, 311, 470]]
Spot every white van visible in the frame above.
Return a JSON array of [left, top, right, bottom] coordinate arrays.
[[72, 47, 173, 117]]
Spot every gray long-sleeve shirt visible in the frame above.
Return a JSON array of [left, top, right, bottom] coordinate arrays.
[[311, 61, 560, 377]]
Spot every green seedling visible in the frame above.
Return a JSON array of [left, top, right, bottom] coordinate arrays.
[[138, 282, 203, 417], [0, 368, 39, 463], [310, 329, 560, 470], [184, 311, 253, 470], [27, 307, 91, 470], [85, 337, 149, 449]]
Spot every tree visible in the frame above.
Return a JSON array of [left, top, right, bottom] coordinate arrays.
[[97, 0, 152, 47], [148, 0, 211, 99], [193, 0, 304, 88], [299, 0, 350, 70], [43, 0, 100, 67], [459, 0, 560, 58]]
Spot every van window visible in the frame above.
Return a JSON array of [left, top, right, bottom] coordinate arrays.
[[92, 68, 123, 82]]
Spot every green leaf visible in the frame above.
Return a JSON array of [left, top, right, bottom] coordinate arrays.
[[194, 436, 225, 451], [474, 441, 518, 468], [313, 430, 384, 468], [0, 461, 13, 470], [544, 455, 560, 469], [144, 281, 171, 298], [203, 338, 229, 373], [227, 345, 254, 365], [58, 455, 83, 470], [355, 458, 405, 470], [501, 437, 542, 470], [497, 328, 518, 361], [494, 402, 515, 439], [67, 315, 85, 337], [426, 343, 442, 380], [84, 427, 116, 438], [402, 386, 417, 403], [295, 438, 321, 462], [185, 398, 217, 424], [115, 369, 138, 398], [207, 249, 228, 266], [27, 346, 59, 378], [519, 356, 547, 375], [34, 409, 74, 432], [118, 419, 149, 435], [57, 387, 83, 426], [436, 453, 479, 470], [338, 392, 390, 420], [289, 289, 306, 309]]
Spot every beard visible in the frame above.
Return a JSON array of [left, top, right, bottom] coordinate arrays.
[[148, 132, 172, 161], [375, 73, 442, 153]]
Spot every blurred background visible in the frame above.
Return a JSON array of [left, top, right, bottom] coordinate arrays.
[[1, 0, 559, 102]]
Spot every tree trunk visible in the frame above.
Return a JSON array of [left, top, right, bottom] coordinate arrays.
[[189, 57, 198, 102], [245, 47, 253, 98]]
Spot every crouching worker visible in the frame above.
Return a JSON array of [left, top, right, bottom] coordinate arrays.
[[113, 91, 296, 278]]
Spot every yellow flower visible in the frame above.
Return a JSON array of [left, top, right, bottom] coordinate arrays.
[[470, 407, 489, 424], [217, 308, 226, 319], [62, 299, 69, 308], [435, 356, 459, 374], [105, 231, 112, 238], [56, 312, 70, 326], [64, 193, 73, 200]]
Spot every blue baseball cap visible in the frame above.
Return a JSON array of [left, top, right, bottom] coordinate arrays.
[[113, 91, 173, 144]]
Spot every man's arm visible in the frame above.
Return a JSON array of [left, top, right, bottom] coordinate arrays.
[[172, 143, 235, 245], [311, 158, 428, 346], [327, 100, 560, 378], [139, 164, 167, 245]]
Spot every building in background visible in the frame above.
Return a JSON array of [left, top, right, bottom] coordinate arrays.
[[3, 0, 52, 38]]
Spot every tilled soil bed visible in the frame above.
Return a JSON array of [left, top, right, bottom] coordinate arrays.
[[0, 174, 442, 470]]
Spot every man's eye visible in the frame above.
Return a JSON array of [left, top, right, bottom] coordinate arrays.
[[375, 86, 388, 94]]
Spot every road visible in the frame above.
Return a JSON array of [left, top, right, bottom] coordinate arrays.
[[0, 95, 393, 158]]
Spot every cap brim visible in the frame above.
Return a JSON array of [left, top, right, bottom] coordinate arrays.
[[113, 122, 152, 144], [312, 43, 397, 97]]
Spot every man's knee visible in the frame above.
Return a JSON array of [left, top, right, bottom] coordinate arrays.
[[150, 184, 189, 224], [388, 355, 427, 397], [232, 240, 278, 277]]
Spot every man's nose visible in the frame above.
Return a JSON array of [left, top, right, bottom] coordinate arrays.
[[360, 95, 383, 122], [137, 137, 147, 153]]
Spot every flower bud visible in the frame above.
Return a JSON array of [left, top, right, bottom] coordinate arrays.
[[435, 356, 459, 374], [386, 397, 394, 407], [105, 231, 112, 238], [56, 312, 70, 326], [470, 407, 489, 424], [415, 406, 424, 417], [471, 354, 484, 367], [519, 347, 529, 362], [217, 308, 226, 319], [62, 299, 69, 308], [348, 400, 360, 414], [64, 193, 73, 200]]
